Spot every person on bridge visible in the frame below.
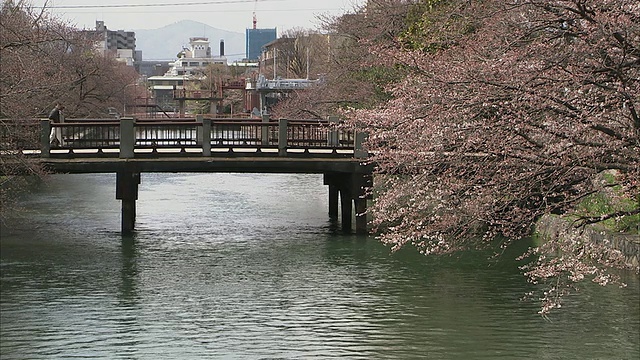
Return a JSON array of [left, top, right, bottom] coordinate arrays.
[[48, 103, 64, 146]]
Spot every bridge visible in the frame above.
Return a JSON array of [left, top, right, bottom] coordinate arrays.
[[2, 116, 373, 235]]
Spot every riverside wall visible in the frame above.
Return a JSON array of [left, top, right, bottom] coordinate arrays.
[[536, 214, 640, 268]]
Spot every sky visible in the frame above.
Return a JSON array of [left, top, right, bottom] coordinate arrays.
[[27, 0, 366, 33]]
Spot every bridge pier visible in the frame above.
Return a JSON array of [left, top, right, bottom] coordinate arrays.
[[116, 171, 140, 235], [324, 173, 371, 234], [328, 184, 339, 219], [32, 117, 373, 235], [340, 186, 353, 231]]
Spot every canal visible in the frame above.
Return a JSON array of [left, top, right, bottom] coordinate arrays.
[[1, 173, 638, 359]]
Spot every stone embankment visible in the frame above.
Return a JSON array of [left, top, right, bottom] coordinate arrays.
[[536, 214, 640, 268]]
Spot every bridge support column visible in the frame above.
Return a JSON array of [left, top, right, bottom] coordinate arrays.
[[328, 184, 339, 219], [340, 187, 352, 231], [355, 197, 367, 234], [116, 171, 140, 235], [352, 173, 371, 234], [324, 173, 371, 233]]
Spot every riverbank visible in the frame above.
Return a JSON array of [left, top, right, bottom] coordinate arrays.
[[536, 214, 640, 268]]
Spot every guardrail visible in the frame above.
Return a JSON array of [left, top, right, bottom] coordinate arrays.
[[33, 116, 367, 159]]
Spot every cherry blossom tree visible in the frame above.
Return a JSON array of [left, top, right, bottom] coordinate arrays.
[[1, 0, 139, 214], [271, 0, 413, 118], [341, 0, 639, 313], [275, 0, 639, 313]]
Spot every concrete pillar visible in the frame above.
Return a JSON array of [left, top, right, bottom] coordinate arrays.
[[355, 198, 367, 234], [353, 173, 372, 234], [119, 117, 135, 159], [202, 117, 212, 156], [196, 115, 203, 145], [355, 131, 369, 159], [340, 187, 352, 232], [116, 171, 140, 235], [325, 172, 364, 232], [328, 184, 339, 219], [261, 114, 270, 145], [278, 118, 288, 156], [41, 119, 50, 157], [328, 116, 339, 146]]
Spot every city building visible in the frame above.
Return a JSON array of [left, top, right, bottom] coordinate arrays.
[[92, 21, 142, 69], [147, 37, 227, 113], [246, 28, 277, 61]]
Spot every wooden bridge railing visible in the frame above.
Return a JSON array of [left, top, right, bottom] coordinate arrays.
[[33, 116, 368, 159]]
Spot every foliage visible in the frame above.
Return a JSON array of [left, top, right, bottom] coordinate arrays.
[[399, 0, 477, 52], [573, 172, 640, 233], [330, 0, 639, 313], [0, 1, 138, 119], [0, 0, 139, 216], [271, 0, 419, 118]]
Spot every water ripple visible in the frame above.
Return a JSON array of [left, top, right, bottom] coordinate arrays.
[[1, 174, 638, 359]]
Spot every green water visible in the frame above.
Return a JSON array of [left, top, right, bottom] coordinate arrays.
[[1, 173, 638, 359]]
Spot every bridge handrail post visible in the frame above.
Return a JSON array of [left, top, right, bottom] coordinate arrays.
[[278, 118, 288, 156], [355, 131, 369, 159], [41, 119, 51, 158], [261, 114, 270, 146], [120, 117, 135, 159], [328, 116, 339, 147], [202, 117, 211, 156], [196, 115, 203, 146]]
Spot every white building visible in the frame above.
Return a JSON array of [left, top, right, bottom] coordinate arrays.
[[162, 37, 227, 77], [147, 37, 228, 111], [91, 21, 141, 69]]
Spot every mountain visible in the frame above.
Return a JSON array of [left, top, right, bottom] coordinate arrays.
[[134, 20, 246, 61]]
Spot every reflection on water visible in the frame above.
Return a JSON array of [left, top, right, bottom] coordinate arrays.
[[1, 173, 638, 359]]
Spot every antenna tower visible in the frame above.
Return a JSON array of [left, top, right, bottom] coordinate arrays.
[[252, 0, 258, 29]]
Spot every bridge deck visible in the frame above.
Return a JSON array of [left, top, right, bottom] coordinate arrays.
[[3, 116, 371, 175], [1, 117, 371, 233], [41, 155, 369, 174]]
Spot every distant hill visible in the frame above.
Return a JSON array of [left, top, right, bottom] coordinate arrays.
[[135, 20, 246, 61]]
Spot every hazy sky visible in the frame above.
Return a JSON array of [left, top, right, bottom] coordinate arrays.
[[28, 0, 365, 33]]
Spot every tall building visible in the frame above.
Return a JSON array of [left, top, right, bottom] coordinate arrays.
[[93, 21, 141, 68], [245, 28, 277, 61], [96, 20, 136, 50]]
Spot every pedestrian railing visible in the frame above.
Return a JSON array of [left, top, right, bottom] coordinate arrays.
[[34, 116, 367, 159]]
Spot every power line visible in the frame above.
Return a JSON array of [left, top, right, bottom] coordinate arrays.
[[45, 8, 343, 14], [42, 0, 284, 9]]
